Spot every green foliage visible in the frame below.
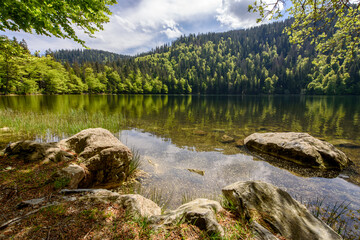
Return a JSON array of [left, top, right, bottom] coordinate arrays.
[[220, 196, 238, 214], [131, 216, 154, 237], [225, 220, 254, 240], [0, 0, 116, 46], [81, 208, 108, 220], [286, 1, 360, 68], [0, 36, 29, 94], [307, 55, 350, 94], [53, 177, 70, 190], [249, 0, 360, 95], [41, 204, 67, 216], [84, 67, 105, 93], [0, 36, 82, 95]]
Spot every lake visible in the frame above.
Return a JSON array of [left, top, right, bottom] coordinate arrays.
[[0, 94, 359, 211]]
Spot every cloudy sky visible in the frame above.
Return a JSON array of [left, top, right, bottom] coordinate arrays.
[[3, 0, 267, 56]]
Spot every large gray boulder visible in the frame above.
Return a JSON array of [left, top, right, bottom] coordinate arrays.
[[58, 128, 133, 186], [244, 132, 351, 170], [222, 181, 342, 240], [150, 198, 224, 237], [5, 128, 132, 188]]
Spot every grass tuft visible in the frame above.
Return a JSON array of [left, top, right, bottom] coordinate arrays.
[[128, 148, 141, 177]]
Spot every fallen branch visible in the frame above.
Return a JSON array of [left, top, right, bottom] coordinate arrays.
[[0, 203, 58, 230], [83, 226, 95, 239]]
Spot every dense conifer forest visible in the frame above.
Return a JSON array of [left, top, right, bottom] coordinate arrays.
[[1, 19, 359, 95], [53, 49, 129, 64]]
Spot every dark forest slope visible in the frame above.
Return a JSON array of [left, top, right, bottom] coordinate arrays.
[[53, 49, 129, 64]]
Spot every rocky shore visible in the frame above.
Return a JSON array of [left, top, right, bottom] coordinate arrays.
[[0, 128, 352, 239]]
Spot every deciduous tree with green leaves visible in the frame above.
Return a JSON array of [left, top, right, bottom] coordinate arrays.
[[0, 0, 117, 46], [0, 36, 28, 94], [249, 0, 359, 67]]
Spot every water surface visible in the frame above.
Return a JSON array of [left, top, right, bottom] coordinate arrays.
[[0, 95, 359, 210]]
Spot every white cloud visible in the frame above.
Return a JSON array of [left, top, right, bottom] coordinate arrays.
[[161, 20, 182, 39], [86, 0, 223, 54], [216, 0, 262, 28], [3, 30, 82, 54], [2, 0, 274, 55]]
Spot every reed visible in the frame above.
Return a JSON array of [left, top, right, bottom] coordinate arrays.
[[305, 197, 360, 239], [128, 148, 141, 177]]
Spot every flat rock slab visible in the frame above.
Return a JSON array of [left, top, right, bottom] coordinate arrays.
[[222, 181, 342, 240], [150, 198, 224, 237], [117, 194, 161, 217], [16, 198, 46, 209], [244, 132, 351, 170], [77, 190, 161, 217], [5, 141, 75, 163]]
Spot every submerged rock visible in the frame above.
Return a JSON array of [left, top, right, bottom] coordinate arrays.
[[145, 156, 158, 167], [58, 128, 133, 187], [150, 198, 224, 237], [222, 181, 342, 240], [187, 168, 205, 176], [16, 198, 46, 209], [334, 142, 360, 149], [212, 129, 225, 133], [220, 135, 235, 143], [235, 139, 244, 147], [251, 154, 341, 178], [0, 127, 11, 132], [193, 130, 207, 136], [244, 132, 351, 170]]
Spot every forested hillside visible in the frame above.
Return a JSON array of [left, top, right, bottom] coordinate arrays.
[[128, 19, 359, 94], [1, 19, 360, 95]]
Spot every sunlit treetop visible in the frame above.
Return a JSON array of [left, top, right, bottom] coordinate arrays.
[[0, 0, 117, 47], [249, 0, 360, 68]]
